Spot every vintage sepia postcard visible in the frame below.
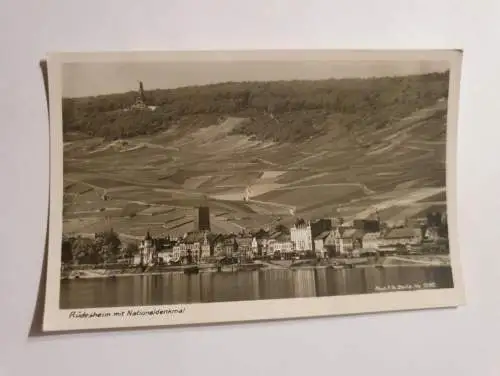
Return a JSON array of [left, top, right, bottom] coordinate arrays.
[[43, 50, 464, 332]]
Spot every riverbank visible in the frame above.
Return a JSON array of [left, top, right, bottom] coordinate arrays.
[[60, 254, 450, 280], [61, 262, 267, 279]]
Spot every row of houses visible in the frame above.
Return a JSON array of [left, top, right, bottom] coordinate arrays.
[[134, 216, 447, 266], [269, 224, 427, 259]]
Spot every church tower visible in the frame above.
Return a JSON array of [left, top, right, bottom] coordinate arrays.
[[139, 230, 155, 266]]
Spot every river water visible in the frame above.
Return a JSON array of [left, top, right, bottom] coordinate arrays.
[[60, 266, 454, 309]]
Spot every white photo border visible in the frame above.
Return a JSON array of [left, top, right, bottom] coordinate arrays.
[[43, 49, 465, 332]]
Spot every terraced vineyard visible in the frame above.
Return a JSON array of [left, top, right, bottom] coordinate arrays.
[[63, 73, 450, 239]]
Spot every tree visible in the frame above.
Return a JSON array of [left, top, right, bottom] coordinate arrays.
[[274, 223, 290, 234], [123, 242, 139, 259], [71, 237, 97, 264], [426, 211, 442, 227], [63, 72, 449, 143], [438, 222, 449, 239], [294, 218, 306, 227], [61, 238, 73, 264], [94, 229, 122, 263]]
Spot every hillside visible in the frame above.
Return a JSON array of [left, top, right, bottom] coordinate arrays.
[[62, 72, 449, 142], [62, 72, 450, 239]]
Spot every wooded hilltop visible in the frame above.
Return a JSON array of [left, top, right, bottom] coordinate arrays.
[[62, 72, 449, 143]]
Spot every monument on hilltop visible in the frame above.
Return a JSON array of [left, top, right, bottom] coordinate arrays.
[[131, 81, 147, 110]]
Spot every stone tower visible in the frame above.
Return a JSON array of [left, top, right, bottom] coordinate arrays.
[[194, 206, 211, 232], [132, 81, 147, 110], [138, 81, 145, 102], [139, 230, 155, 266]]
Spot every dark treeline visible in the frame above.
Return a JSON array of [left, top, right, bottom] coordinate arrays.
[[63, 72, 449, 143], [61, 230, 136, 265]]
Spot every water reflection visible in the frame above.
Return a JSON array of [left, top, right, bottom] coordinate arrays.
[[60, 266, 454, 309]]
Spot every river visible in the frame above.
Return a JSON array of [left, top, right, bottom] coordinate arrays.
[[60, 266, 454, 309]]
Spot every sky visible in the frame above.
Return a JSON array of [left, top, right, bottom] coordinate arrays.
[[62, 59, 449, 98]]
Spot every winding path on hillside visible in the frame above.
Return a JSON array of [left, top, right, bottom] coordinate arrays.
[[270, 182, 375, 195], [246, 199, 296, 213], [348, 187, 446, 220]]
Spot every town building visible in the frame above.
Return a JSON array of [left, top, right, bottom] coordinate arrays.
[[353, 219, 380, 233], [212, 235, 225, 257], [362, 232, 381, 251], [236, 235, 253, 261], [200, 232, 211, 261], [251, 237, 259, 255], [153, 236, 176, 251], [314, 231, 332, 259], [172, 243, 188, 261], [177, 231, 215, 263], [194, 206, 211, 232], [311, 219, 333, 237], [157, 249, 174, 264], [251, 229, 269, 256], [214, 236, 238, 258], [379, 227, 423, 249], [134, 231, 156, 266], [291, 220, 312, 252], [331, 217, 345, 227], [323, 231, 337, 255], [424, 227, 440, 242], [253, 237, 269, 256], [268, 234, 294, 258], [291, 218, 331, 253], [333, 227, 364, 256]]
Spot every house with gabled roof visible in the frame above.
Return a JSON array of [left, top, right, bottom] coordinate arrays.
[[251, 229, 270, 256], [333, 227, 364, 256], [362, 232, 381, 251], [268, 233, 294, 258], [379, 227, 422, 249], [314, 231, 332, 258], [236, 235, 254, 260], [171, 231, 215, 263], [213, 234, 238, 258], [290, 218, 331, 253]]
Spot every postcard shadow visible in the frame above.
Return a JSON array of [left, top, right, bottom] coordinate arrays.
[[28, 57, 459, 337], [28, 60, 50, 337]]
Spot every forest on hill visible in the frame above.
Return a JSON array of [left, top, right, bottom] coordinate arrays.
[[62, 71, 449, 143]]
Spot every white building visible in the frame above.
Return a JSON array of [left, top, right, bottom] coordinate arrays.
[[252, 237, 269, 256], [251, 237, 259, 255], [134, 231, 156, 266], [189, 242, 201, 263], [201, 233, 211, 260], [157, 249, 174, 264], [379, 228, 423, 248], [424, 227, 440, 242], [291, 222, 313, 252], [333, 227, 364, 256], [173, 232, 213, 263], [362, 232, 381, 250], [268, 237, 294, 256], [314, 231, 331, 258], [173, 243, 188, 261]]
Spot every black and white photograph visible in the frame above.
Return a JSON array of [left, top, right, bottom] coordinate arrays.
[[43, 50, 464, 332]]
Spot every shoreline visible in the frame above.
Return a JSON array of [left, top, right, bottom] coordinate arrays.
[[61, 257, 451, 280]]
